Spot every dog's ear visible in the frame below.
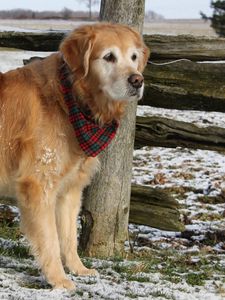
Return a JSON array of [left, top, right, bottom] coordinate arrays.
[[138, 43, 150, 73], [60, 28, 95, 78], [126, 26, 150, 72]]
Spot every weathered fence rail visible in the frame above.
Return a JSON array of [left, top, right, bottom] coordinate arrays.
[[130, 185, 184, 231], [0, 30, 65, 51], [135, 116, 225, 151], [144, 34, 225, 61], [143, 60, 225, 112], [0, 31, 224, 112], [0, 31, 225, 61]]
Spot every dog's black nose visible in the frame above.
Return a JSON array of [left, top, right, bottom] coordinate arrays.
[[128, 74, 144, 89]]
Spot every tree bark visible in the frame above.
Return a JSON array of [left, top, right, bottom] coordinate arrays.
[[99, 0, 145, 31], [79, 0, 145, 257]]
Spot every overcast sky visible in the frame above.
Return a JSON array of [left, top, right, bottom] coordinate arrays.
[[0, 0, 213, 19]]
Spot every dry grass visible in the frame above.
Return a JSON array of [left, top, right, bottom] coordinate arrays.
[[144, 19, 217, 36]]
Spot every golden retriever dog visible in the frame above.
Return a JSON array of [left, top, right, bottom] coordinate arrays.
[[0, 23, 149, 289]]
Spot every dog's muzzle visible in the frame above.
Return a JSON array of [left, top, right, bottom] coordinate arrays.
[[128, 74, 144, 89], [128, 73, 144, 99]]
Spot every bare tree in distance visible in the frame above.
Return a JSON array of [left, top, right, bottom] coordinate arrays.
[[62, 7, 73, 20], [76, 0, 100, 20]]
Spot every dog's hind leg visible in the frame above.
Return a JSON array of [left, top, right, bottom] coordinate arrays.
[[17, 176, 75, 289], [56, 186, 97, 276]]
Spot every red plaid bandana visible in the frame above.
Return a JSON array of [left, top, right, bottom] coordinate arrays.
[[59, 59, 119, 157]]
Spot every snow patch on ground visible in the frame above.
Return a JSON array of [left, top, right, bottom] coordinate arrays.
[[137, 106, 225, 129], [0, 50, 51, 73], [1, 253, 225, 300]]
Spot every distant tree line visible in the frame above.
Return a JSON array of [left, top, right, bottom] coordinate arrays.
[[0, 8, 162, 21], [145, 10, 164, 21], [0, 8, 99, 20]]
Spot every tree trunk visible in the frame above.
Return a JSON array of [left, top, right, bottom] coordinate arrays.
[[79, 0, 145, 257], [99, 0, 145, 31]]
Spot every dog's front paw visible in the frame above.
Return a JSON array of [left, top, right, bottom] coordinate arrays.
[[76, 267, 98, 276], [53, 278, 76, 290]]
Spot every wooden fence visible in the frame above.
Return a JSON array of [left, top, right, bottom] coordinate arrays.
[[0, 30, 225, 232]]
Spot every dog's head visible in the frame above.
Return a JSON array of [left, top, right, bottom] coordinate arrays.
[[60, 23, 149, 102]]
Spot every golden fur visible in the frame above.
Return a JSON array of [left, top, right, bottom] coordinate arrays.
[[0, 23, 149, 289]]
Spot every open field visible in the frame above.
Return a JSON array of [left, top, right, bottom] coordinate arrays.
[[0, 18, 217, 36], [144, 19, 216, 36]]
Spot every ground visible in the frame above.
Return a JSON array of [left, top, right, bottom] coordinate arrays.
[[1, 143, 225, 299], [0, 20, 225, 300]]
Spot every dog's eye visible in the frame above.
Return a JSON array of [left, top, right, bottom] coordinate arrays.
[[103, 52, 116, 63], [131, 54, 137, 61]]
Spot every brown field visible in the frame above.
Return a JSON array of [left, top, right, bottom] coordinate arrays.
[[144, 19, 216, 36], [0, 18, 217, 37]]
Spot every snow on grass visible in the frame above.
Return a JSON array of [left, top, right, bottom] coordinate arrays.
[[132, 146, 225, 191], [132, 146, 225, 251], [0, 19, 92, 32], [137, 106, 225, 129], [0, 49, 51, 73], [1, 249, 225, 300]]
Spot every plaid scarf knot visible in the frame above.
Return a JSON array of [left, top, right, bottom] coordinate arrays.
[[59, 60, 119, 157]]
